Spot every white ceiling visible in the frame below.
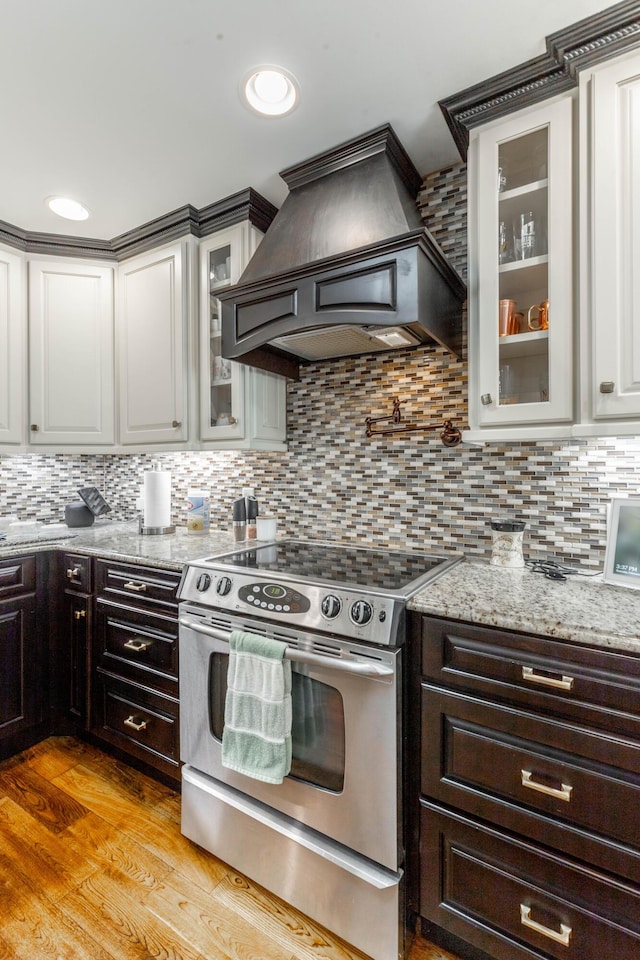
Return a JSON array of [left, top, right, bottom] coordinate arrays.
[[0, 0, 613, 239]]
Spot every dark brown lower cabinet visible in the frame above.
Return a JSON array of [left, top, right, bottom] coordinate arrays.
[[63, 591, 91, 726], [90, 559, 181, 785], [0, 555, 46, 758], [416, 614, 640, 960], [421, 802, 640, 960]]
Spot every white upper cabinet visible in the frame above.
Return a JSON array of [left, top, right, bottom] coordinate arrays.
[[199, 223, 286, 449], [466, 96, 574, 442], [579, 50, 640, 432], [117, 240, 189, 445], [0, 247, 25, 445], [28, 259, 114, 445]]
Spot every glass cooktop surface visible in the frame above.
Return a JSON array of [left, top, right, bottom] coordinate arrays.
[[206, 539, 450, 593]]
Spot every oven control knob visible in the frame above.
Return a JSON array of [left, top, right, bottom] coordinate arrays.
[[321, 595, 342, 619], [216, 576, 232, 596], [350, 599, 373, 626], [196, 573, 211, 592]]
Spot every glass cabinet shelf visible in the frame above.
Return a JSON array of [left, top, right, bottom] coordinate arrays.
[[499, 328, 548, 359]]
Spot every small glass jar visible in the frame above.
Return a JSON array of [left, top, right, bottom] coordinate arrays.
[[490, 519, 526, 568]]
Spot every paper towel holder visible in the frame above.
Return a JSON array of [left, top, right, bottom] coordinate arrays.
[[138, 516, 176, 536]]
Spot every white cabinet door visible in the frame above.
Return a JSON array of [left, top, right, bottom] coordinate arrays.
[[246, 368, 287, 446], [466, 96, 574, 440], [0, 247, 25, 445], [117, 241, 188, 445], [582, 52, 640, 423], [199, 224, 286, 449], [28, 259, 114, 445]]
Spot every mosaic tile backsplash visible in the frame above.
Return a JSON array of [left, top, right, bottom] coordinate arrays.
[[1, 161, 638, 570]]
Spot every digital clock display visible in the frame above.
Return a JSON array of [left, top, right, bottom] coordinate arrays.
[[264, 584, 286, 599]]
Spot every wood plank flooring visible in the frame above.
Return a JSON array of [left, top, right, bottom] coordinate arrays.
[[0, 737, 461, 960]]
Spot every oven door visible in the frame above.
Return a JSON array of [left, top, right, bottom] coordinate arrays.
[[179, 605, 402, 871]]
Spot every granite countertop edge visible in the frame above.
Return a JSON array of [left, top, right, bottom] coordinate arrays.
[[3, 530, 639, 655], [408, 558, 640, 655], [0, 521, 239, 572]]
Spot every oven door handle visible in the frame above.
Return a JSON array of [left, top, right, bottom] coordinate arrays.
[[179, 617, 394, 678]]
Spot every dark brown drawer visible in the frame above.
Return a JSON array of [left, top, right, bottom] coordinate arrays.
[[92, 672, 179, 782], [420, 802, 640, 960], [422, 684, 640, 882], [420, 615, 640, 737], [94, 599, 178, 694], [0, 555, 36, 599], [95, 559, 180, 613], [61, 552, 92, 593]]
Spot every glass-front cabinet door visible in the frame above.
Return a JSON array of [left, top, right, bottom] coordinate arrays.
[[199, 223, 287, 448], [467, 96, 573, 438], [200, 226, 245, 441]]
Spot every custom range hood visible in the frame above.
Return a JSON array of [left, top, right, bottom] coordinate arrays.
[[219, 125, 465, 379]]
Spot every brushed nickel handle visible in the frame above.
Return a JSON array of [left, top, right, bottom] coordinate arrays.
[[123, 716, 148, 732], [480, 393, 493, 406], [520, 904, 572, 946], [172, 420, 182, 428], [30, 424, 39, 431], [123, 637, 151, 652], [124, 581, 147, 592], [67, 567, 81, 579], [73, 609, 86, 621], [522, 666, 574, 691], [599, 381, 615, 394], [521, 769, 572, 802]]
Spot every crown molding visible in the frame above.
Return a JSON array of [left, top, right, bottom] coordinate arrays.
[[440, 0, 640, 159], [0, 188, 278, 261]]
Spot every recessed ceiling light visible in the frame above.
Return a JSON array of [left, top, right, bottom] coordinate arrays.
[[46, 196, 90, 221], [242, 65, 299, 117]]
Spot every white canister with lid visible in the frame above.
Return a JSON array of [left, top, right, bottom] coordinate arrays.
[[490, 519, 526, 568]]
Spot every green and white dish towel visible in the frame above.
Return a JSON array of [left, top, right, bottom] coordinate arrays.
[[222, 630, 292, 784]]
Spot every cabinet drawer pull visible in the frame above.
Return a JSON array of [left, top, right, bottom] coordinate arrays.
[[123, 581, 147, 592], [67, 567, 81, 579], [123, 716, 148, 732], [520, 904, 572, 946], [123, 637, 151, 652], [172, 420, 182, 428], [521, 769, 572, 802], [74, 609, 86, 620], [522, 666, 574, 691]]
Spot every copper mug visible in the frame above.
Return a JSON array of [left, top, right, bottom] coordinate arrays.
[[498, 299, 522, 337], [527, 299, 549, 331]]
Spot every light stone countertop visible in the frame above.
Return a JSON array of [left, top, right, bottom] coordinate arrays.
[[0, 520, 239, 571], [408, 559, 640, 655], [4, 528, 639, 654]]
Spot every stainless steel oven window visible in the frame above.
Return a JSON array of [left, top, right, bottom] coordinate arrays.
[[208, 652, 345, 791]]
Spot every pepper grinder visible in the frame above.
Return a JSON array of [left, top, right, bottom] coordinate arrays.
[[246, 496, 259, 540], [232, 497, 246, 542]]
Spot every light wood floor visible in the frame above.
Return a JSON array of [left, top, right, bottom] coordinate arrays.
[[0, 737, 461, 960]]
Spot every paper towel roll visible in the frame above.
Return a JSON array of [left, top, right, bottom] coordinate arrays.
[[143, 470, 171, 528]]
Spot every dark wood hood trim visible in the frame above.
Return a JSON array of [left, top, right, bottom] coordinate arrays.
[[219, 229, 466, 379], [0, 188, 278, 261], [440, 0, 640, 159], [279, 123, 422, 197]]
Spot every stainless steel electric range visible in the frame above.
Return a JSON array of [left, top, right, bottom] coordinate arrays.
[[178, 539, 462, 960]]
